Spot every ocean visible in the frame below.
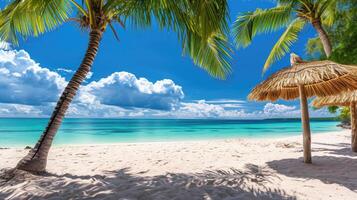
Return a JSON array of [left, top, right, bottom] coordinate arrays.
[[0, 118, 341, 147]]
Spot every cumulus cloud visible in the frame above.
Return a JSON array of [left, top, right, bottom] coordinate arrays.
[[0, 48, 67, 105], [66, 103, 127, 118], [167, 100, 252, 118], [200, 99, 246, 104], [0, 47, 184, 112], [57, 68, 74, 74], [259, 102, 332, 118], [0, 103, 43, 117], [176, 100, 227, 118], [151, 100, 257, 119], [262, 103, 298, 117], [192, 99, 245, 109], [150, 101, 333, 119], [79, 72, 184, 110], [57, 68, 92, 80]]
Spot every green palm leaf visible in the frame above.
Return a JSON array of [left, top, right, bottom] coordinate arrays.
[[0, 0, 71, 44], [277, 0, 300, 9], [119, 0, 232, 79], [317, 0, 338, 26], [183, 32, 231, 79], [232, 0, 337, 73], [232, 5, 293, 48], [263, 18, 306, 72]]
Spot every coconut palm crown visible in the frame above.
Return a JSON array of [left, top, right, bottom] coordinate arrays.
[[0, 0, 231, 173], [232, 0, 337, 73]]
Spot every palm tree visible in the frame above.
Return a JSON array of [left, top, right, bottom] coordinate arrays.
[[0, 0, 231, 173], [232, 0, 337, 72]]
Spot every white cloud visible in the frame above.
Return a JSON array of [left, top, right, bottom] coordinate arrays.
[[150, 101, 333, 119], [177, 100, 227, 118], [200, 99, 246, 104], [57, 68, 92, 80], [86, 71, 93, 80], [0, 47, 184, 111], [0, 103, 43, 117], [57, 68, 74, 73], [0, 49, 67, 105], [192, 99, 246, 109], [263, 103, 298, 117], [79, 72, 184, 110], [66, 102, 127, 118], [151, 100, 258, 119]]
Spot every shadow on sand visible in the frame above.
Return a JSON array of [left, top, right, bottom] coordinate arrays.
[[267, 142, 357, 192], [313, 142, 357, 157], [0, 164, 296, 200]]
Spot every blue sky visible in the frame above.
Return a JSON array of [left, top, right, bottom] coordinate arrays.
[[0, 0, 333, 118]]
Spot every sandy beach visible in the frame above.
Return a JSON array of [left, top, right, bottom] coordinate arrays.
[[0, 129, 356, 200]]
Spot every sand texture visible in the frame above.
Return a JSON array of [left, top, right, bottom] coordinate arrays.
[[1, 130, 356, 199]]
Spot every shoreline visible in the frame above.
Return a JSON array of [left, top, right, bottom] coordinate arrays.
[[1, 129, 356, 199], [0, 129, 342, 149]]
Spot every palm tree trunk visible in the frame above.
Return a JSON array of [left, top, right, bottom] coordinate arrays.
[[350, 102, 357, 152], [16, 29, 103, 173], [312, 20, 332, 57]]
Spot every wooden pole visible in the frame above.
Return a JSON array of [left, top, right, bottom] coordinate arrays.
[[350, 102, 357, 152], [298, 85, 312, 163]]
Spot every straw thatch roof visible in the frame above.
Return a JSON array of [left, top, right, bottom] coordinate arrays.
[[312, 91, 357, 107], [249, 60, 357, 101]]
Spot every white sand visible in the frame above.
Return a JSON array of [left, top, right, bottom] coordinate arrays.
[[0, 129, 356, 199]]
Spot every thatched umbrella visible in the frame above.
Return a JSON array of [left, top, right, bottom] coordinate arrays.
[[312, 91, 357, 152], [249, 54, 357, 163]]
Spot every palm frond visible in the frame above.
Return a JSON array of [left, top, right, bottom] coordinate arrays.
[[157, 0, 231, 78], [298, 0, 313, 14], [263, 18, 306, 72], [0, 0, 71, 44], [318, 0, 338, 26], [84, 0, 95, 27], [108, 0, 232, 79], [232, 5, 293, 48], [108, 22, 120, 41], [306, 36, 324, 57], [69, 0, 87, 16], [277, 0, 300, 8], [183, 32, 232, 79]]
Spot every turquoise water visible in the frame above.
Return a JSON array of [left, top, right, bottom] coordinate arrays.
[[0, 118, 341, 147]]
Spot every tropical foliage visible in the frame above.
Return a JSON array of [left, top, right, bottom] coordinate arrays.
[[232, 0, 337, 72], [307, 0, 357, 64], [327, 106, 351, 123], [306, 0, 357, 121]]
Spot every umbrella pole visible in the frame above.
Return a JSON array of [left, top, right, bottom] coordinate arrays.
[[298, 85, 312, 163], [350, 102, 357, 152]]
